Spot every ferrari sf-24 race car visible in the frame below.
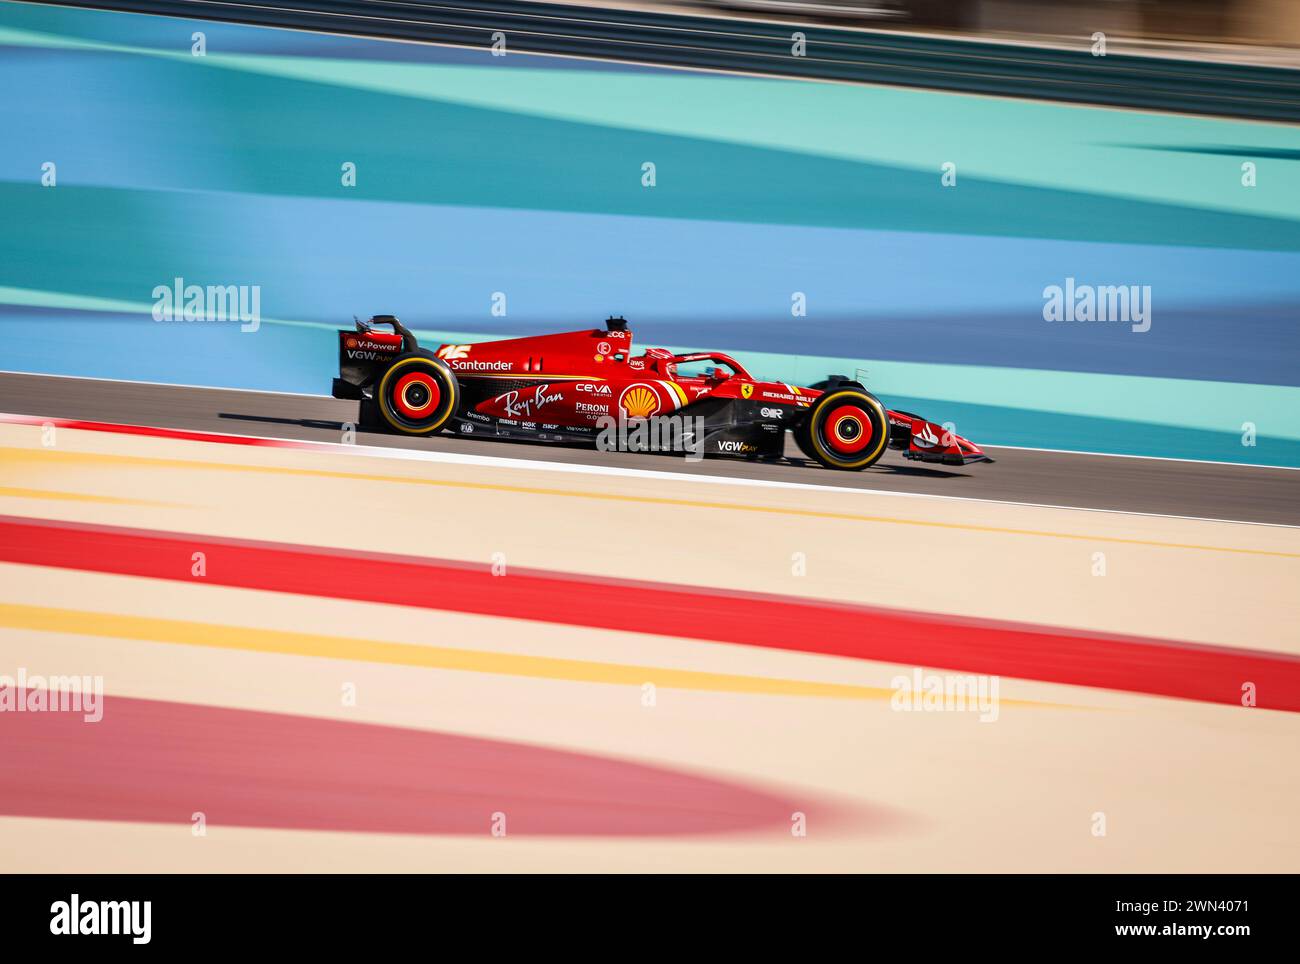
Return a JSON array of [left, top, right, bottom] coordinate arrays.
[[330, 316, 992, 471]]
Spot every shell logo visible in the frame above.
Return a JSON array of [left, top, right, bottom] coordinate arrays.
[[619, 384, 660, 419]]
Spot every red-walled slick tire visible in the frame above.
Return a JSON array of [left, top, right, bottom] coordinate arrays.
[[375, 354, 459, 435], [797, 388, 890, 470]]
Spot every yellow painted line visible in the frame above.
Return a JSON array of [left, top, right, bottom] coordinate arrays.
[[0, 601, 1056, 708], [0, 485, 174, 507], [3, 445, 1296, 559]]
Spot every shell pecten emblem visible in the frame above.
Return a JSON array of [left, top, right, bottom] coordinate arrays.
[[619, 384, 661, 419]]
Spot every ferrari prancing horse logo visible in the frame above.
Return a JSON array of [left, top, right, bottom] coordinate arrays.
[[741, 384, 754, 399]]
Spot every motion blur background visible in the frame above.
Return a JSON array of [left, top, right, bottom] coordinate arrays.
[[2, 0, 1298, 875], [0, 0, 1297, 470], [661, 0, 1300, 50]]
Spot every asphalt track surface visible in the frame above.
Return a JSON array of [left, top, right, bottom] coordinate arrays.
[[3, 372, 1295, 525]]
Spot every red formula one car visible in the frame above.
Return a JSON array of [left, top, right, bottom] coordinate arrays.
[[330, 315, 992, 470]]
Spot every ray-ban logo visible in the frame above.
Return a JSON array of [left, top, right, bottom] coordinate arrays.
[[50, 894, 151, 944], [153, 276, 261, 332]]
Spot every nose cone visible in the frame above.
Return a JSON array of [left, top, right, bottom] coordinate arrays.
[[905, 417, 994, 466], [955, 435, 995, 464]]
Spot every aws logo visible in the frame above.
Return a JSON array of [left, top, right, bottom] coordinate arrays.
[[618, 383, 661, 419]]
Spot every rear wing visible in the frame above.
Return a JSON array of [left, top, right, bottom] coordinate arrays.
[[357, 314, 417, 352], [331, 315, 415, 400]]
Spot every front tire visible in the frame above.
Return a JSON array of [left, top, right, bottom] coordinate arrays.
[[798, 388, 890, 470], [375, 353, 459, 435]]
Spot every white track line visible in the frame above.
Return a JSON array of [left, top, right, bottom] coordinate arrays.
[[983, 441, 1300, 471], [0, 369, 320, 399], [2, 408, 1294, 530]]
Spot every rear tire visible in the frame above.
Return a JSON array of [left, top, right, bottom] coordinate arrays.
[[375, 353, 459, 435], [801, 388, 890, 470]]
